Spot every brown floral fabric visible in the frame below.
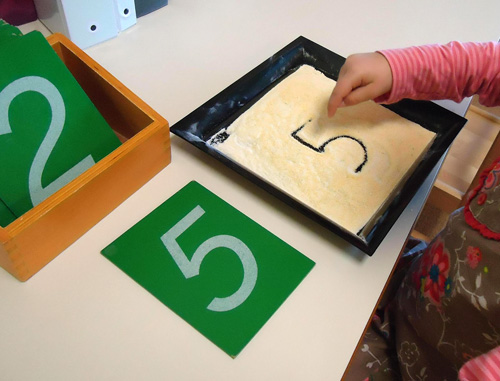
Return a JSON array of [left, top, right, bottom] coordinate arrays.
[[344, 158, 500, 381]]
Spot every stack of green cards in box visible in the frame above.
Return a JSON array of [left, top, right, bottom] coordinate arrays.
[[0, 19, 23, 42], [102, 181, 315, 357], [0, 21, 121, 227]]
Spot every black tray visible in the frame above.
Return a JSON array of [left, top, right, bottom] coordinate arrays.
[[170, 36, 467, 255]]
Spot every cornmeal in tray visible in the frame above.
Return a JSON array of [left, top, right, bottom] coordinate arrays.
[[209, 65, 435, 235]]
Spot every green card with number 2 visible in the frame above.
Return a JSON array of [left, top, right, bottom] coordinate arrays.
[[102, 181, 315, 357], [0, 30, 121, 219]]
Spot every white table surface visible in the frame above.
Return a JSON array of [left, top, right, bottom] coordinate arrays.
[[3, 1, 500, 380]]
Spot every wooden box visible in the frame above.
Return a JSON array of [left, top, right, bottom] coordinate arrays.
[[0, 33, 171, 281]]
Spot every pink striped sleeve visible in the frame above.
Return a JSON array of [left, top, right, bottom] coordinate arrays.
[[458, 346, 500, 381], [374, 41, 500, 107]]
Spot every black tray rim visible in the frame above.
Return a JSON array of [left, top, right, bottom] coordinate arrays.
[[171, 36, 467, 255]]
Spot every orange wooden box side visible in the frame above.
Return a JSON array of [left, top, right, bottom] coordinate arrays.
[[0, 33, 171, 281]]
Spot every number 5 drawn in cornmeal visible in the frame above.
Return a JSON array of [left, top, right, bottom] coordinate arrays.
[[291, 119, 368, 173], [161, 205, 258, 312], [0, 76, 95, 206]]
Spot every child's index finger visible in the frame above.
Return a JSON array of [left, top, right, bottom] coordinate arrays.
[[327, 80, 351, 117]]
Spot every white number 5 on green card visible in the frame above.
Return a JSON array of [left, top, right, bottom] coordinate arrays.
[[101, 181, 315, 358]]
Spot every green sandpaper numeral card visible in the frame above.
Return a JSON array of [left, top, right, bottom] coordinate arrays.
[[0, 30, 121, 217], [102, 181, 315, 357]]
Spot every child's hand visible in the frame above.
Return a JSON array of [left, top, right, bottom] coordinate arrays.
[[327, 52, 393, 117]]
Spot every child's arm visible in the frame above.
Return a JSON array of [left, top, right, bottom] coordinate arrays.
[[328, 41, 500, 117], [458, 346, 500, 381]]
